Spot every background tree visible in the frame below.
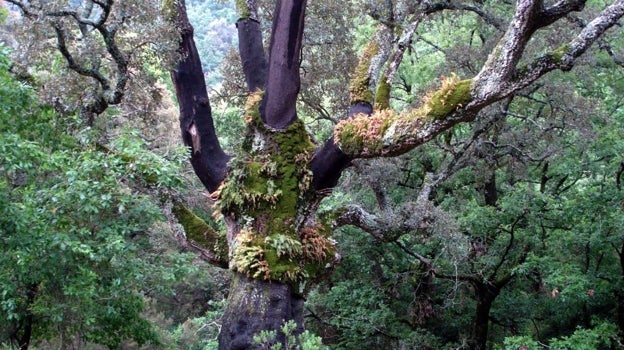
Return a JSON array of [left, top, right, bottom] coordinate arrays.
[[0, 2, 228, 349]]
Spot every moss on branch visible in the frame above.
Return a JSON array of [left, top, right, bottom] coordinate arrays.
[[160, 0, 179, 23], [375, 77, 391, 111], [335, 74, 472, 155], [236, 0, 251, 19], [423, 75, 472, 119], [172, 201, 227, 260], [349, 40, 379, 104], [550, 44, 571, 63]]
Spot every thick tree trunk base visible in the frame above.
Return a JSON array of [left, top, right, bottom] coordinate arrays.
[[218, 273, 304, 350]]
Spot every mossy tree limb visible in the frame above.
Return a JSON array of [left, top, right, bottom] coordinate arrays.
[[348, 25, 393, 105], [171, 200, 228, 268], [335, 75, 473, 157], [333, 2, 624, 160]]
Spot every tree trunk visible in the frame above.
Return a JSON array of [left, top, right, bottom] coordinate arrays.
[[218, 273, 305, 350], [13, 284, 36, 350], [469, 283, 498, 350], [617, 246, 624, 343]]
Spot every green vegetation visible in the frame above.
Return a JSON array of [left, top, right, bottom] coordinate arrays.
[[2, 0, 624, 349], [0, 45, 160, 347], [0, 43, 226, 349]]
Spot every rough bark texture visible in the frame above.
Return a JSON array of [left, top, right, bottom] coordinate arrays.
[[218, 274, 304, 350]]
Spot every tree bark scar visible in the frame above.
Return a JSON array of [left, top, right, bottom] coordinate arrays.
[[188, 121, 201, 154]]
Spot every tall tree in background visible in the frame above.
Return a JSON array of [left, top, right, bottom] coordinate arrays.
[[166, 0, 624, 348]]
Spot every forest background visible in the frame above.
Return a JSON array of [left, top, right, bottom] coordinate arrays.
[[1, 0, 623, 349]]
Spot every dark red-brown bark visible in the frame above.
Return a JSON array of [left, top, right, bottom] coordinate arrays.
[[10, 284, 36, 350], [237, 17, 267, 92], [470, 282, 501, 350], [170, 1, 229, 192], [260, 0, 307, 129], [218, 2, 309, 349], [311, 102, 373, 190], [218, 275, 304, 350], [617, 244, 624, 342]]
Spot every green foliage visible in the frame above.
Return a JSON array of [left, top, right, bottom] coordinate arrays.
[[185, 0, 237, 87], [497, 322, 618, 350], [251, 320, 328, 350], [0, 46, 195, 348], [496, 336, 541, 350], [0, 7, 8, 24], [164, 299, 225, 350], [172, 201, 227, 258], [266, 234, 304, 258]]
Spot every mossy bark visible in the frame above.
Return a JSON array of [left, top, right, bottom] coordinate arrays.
[[349, 40, 379, 104], [335, 75, 473, 157]]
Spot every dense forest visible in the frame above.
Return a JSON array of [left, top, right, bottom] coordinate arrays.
[[1, 0, 623, 349]]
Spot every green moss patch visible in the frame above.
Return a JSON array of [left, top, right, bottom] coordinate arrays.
[[172, 201, 227, 259], [217, 91, 336, 290], [349, 40, 379, 104], [423, 76, 472, 120], [335, 74, 473, 155]]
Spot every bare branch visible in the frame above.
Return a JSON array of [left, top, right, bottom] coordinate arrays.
[[169, 0, 230, 192], [502, 0, 624, 96], [236, 0, 267, 92], [426, 1, 506, 31], [261, 0, 308, 128], [51, 22, 110, 89]]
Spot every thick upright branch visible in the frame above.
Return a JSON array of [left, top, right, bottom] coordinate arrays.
[[236, 0, 267, 92], [261, 0, 307, 128], [471, 0, 544, 100], [169, 0, 229, 192]]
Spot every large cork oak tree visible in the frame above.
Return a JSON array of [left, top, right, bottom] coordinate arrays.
[[166, 0, 624, 348]]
